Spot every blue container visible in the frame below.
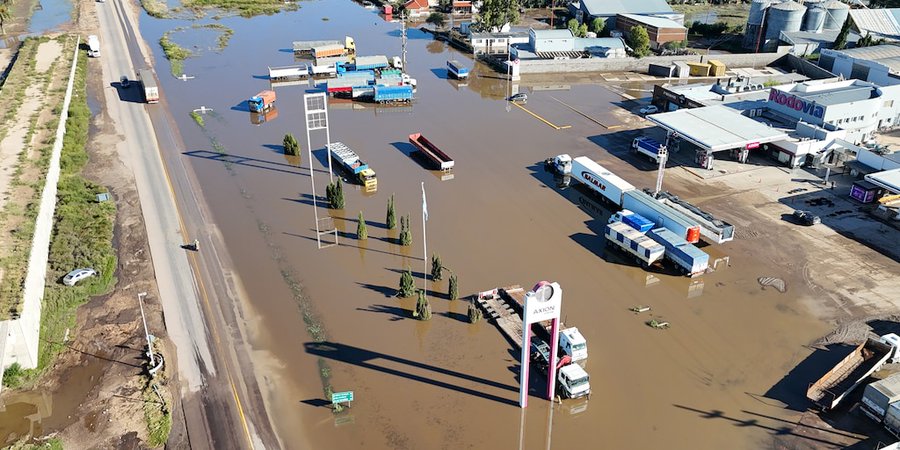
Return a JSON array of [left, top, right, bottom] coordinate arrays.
[[622, 212, 654, 233]]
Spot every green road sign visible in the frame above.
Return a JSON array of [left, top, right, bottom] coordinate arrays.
[[332, 391, 354, 404]]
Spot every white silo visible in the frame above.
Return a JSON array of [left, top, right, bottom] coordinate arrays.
[[743, 0, 777, 50], [765, 1, 807, 42], [803, 4, 827, 32], [822, 0, 850, 31]]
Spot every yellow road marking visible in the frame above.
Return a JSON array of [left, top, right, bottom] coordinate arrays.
[[156, 142, 256, 450], [550, 96, 620, 130], [511, 101, 570, 130]]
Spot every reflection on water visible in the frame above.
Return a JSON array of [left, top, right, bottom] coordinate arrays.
[[28, 0, 72, 35]]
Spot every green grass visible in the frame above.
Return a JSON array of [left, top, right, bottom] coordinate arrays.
[[141, 0, 170, 18], [7, 437, 64, 450], [159, 32, 192, 77], [2, 41, 118, 386], [143, 381, 172, 447], [190, 111, 204, 127], [181, 0, 298, 18], [672, 3, 749, 28]]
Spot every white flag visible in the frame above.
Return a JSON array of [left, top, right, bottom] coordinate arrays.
[[421, 182, 428, 222]]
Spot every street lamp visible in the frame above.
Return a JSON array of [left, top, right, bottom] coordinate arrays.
[[137, 292, 155, 367]]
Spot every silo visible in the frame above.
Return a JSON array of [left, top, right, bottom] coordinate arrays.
[[765, 1, 807, 42], [803, 4, 827, 32], [822, 0, 850, 30], [743, 0, 775, 49]]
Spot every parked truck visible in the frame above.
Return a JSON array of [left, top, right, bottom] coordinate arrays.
[[248, 90, 276, 113], [293, 37, 350, 55], [354, 55, 390, 71], [447, 60, 469, 79], [374, 85, 413, 104], [530, 338, 591, 400], [137, 69, 159, 104], [87, 35, 100, 57], [268, 64, 309, 81], [310, 63, 338, 77], [327, 142, 377, 190], [632, 137, 664, 163], [409, 133, 454, 171], [623, 190, 701, 244], [862, 374, 900, 422], [646, 227, 708, 276], [610, 209, 654, 233], [655, 191, 735, 244], [570, 156, 635, 205], [605, 221, 666, 268], [884, 401, 900, 438], [807, 338, 895, 411]]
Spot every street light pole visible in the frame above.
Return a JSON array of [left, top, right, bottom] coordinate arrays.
[[138, 292, 155, 366]]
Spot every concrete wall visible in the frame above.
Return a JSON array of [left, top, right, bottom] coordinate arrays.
[[0, 40, 80, 374], [517, 50, 788, 74]]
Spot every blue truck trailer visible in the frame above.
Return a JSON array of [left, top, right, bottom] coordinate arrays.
[[447, 60, 469, 79], [646, 228, 709, 276], [354, 55, 390, 71], [373, 85, 413, 103], [610, 209, 654, 233]]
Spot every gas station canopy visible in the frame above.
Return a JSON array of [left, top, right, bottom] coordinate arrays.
[[647, 105, 789, 152]]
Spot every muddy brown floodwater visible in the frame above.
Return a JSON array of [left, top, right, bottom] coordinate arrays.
[[140, 1, 835, 448]]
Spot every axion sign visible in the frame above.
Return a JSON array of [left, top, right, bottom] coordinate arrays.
[[768, 90, 825, 119], [520, 281, 562, 408]]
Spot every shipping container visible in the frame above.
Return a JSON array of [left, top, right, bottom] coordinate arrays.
[[447, 60, 470, 79], [611, 209, 654, 233], [374, 85, 413, 103], [313, 43, 347, 59], [354, 55, 390, 71], [862, 374, 900, 422], [570, 157, 635, 205], [885, 401, 900, 437], [687, 62, 711, 76], [708, 60, 726, 76], [294, 39, 342, 55], [605, 221, 665, 268], [647, 227, 709, 276], [623, 190, 701, 243]]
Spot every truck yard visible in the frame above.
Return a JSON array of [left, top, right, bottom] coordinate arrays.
[[12, 0, 898, 448]]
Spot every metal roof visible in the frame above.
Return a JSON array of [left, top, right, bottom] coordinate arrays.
[[849, 9, 900, 39], [532, 29, 576, 39], [355, 55, 389, 66], [781, 29, 858, 45], [647, 105, 789, 152], [618, 13, 686, 30], [575, 37, 626, 50], [784, 84, 879, 105], [580, 0, 673, 17], [829, 44, 900, 61], [865, 167, 900, 193]]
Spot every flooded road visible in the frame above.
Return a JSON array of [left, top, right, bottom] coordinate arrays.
[[140, 2, 832, 448]]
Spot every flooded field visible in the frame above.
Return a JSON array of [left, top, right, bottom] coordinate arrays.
[[139, 1, 833, 448], [27, 0, 73, 35]]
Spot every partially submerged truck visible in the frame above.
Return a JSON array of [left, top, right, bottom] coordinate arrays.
[[327, 142, 377, 191], [632, 137, 664, 163], [530, 338, 591, 400], [248, 90, 276, 113], [646, 227, 709, 276], [408, 133, 454, 171], [605, 220, 665, 268]]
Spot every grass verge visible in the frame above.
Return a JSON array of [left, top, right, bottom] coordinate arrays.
[[7, 437, 64, 450], [2, 43, 118, 388], [143, 375, 172, 447], [181, 0, 298, 18], [190, 111, 204, 127], [159, 32, 192, 77]]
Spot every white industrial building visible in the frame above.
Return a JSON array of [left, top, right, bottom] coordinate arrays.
[[819, 45, 900, 87]]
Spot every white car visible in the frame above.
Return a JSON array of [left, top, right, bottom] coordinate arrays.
[[63, 268, 97, 286], [639, 105, 659, 115]]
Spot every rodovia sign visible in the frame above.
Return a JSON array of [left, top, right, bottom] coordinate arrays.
[[520, 281, 562, 408]]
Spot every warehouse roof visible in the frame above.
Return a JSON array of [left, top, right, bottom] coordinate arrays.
[[866, 167, 900, 193], [849, 9, 900, 40], [532, 29, 576, 39], [575, 37, 626, 51], [781, 29, 859, 46], [618, 13, 686, 30], [777, 83, 880, 106], [828, 44, 900, 61], [647, 105, 789, 152], [580, 0, 672, 17]]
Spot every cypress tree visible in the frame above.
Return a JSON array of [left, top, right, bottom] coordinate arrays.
[[449, 274, 458, 300], [431, 253, 443, 281], [357, 211, 368, 240], [398, 266, 415, 298], [386, 194, 396, 230]]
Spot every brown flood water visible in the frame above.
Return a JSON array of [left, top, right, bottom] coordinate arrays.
[[144, 2, 834, 448]]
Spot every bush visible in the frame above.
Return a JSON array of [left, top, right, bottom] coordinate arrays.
[[431, 253, 443, 281], [283, 133, 300, 156], [326, 178, 344, 209], [399, 214, 411, 246], [467, 302, 482, 323], [449, 274, 458, 300], [357, 211, 367, 240], [398, 266, 415, 298], [413, 290, 432, 320]]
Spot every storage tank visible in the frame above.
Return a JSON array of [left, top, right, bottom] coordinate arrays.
[[743, 0, 775, 49], [803, 4, 827, 32], [765, 1, 807, 42], [822, 0, 850, 31]]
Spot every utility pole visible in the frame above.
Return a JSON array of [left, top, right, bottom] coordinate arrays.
[[402, 12, 408, 71], [654, 142, 669, 197], [138, 292, 155, 367]]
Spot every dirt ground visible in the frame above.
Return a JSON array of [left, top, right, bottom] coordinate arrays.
[[0, 0, 175, 448]]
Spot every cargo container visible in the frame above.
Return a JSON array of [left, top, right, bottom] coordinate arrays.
[[314, 55, 350, 68], [862, 374, 900, 422], [647, 228, 709, 276], [687, 62, 710, 76], [326, 75, 372, 94], [631, 137, 664, 163], [708, 60, 726, 77], [622, 190, 701, 243], [354, 55, 390, 71], [310, 63, 338, 77], [885, 401, 900, 437], [655, 191, 735, 244], [374, 85, 413, 103], [807, 339, 894, 410], [327, 142, 377, 190], [137, 69, 159, 104], [248, 90, 276, 113], [605, 221, 665, 268], [352, 86, 375, 99], [337, 69, 376, 82], [268, 64, 309, 81], [570, 157, 635, 205], [409, 133, 454, 170], [294, 39, 341, 55], [610, 209, 654, 233], [447, 60, 470, 79], [313, 43, 347, 59]]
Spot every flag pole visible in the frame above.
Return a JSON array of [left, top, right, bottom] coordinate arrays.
[[422, 182, 427, 299]]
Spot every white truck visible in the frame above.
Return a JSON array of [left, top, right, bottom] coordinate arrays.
[[632, 137, 664, 163], [570, 156, 635, 205], [87, 35, 100, 57], [531, 338, 591, 400], [559, 327, 587, 362]]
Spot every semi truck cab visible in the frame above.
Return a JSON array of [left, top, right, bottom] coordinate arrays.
[[547, 154, 572, 175], [559, 327, 587, 362], [359, 168, 377, 191], [558, 364, 591, 399]]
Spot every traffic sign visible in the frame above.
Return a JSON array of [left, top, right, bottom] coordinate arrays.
[[332, 391, 354, 404]]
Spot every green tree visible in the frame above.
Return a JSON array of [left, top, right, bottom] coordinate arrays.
[[0, 5, 9, 35], [833, 17, 852, 50], [427, 12, 447, 28], [430, 253, 443, 280], [477, 0, 520, 31], [386, 194, 396, 230], [857, 33, 885, 48], [590, 17, 606, 35], [282, 133, 299, 156], [399, 214, 411, 246], [567, 18, 579, 36], [449, 274, 459, 300], [326, 179, 345, 209], [467, 301, 482, 323], [627, 25, 651, 57], [578, 23, 588, 38], [357, 211, 368, 240], [398, 266, 415, 297], [413, 290, 432, 320]]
